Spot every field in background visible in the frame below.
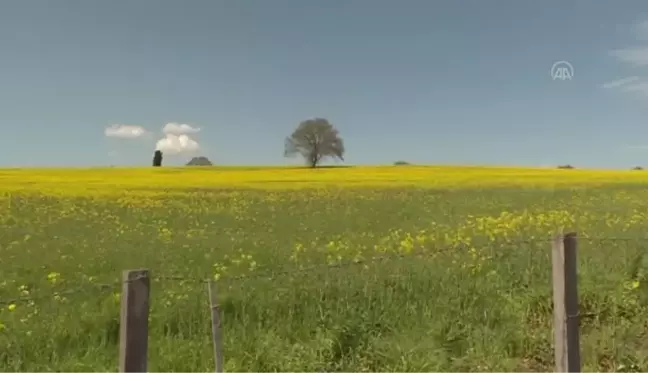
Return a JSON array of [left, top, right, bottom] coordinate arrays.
[[2, 166, 648, 371], [4, 165, 648, 192]]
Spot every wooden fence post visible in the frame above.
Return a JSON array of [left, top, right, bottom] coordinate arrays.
[[119, 269, 151, 373], [207, 280, 224, 372], [551, 232, 581, 372]]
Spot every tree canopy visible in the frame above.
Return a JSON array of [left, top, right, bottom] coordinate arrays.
[[284, 118, 345, 168]]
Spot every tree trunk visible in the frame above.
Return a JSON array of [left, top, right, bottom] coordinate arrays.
[[309, 152, 318, 168]]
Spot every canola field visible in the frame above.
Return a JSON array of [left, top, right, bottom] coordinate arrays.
[[3, 166, 648, 371]]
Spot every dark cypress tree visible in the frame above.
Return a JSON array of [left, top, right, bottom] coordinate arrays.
[[153, 150, 163, 167]]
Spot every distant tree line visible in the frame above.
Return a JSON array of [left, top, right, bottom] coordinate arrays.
[[155, 119, 644, 170], [151, 117, 346, 168]]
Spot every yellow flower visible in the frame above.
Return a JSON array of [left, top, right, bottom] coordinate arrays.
[[8, 303, 16, 312], [47, 272, 61, 284], [632, 280, 640, 289]]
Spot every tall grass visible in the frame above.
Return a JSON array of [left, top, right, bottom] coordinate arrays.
[[1, 168, 648, 371]]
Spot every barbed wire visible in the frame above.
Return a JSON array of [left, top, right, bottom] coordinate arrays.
[[0, 244, 489, 306], [0, 241, 505, 306], [0, 273, 161, 306], [2, 234, 648, 307], [158, 249, 444, 285], [0, 282, 118, 307], [141, 235, 648, 285]]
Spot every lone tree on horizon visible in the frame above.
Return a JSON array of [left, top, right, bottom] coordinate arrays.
[[284, 118, 345, 168], [153, 150, 163, 167]]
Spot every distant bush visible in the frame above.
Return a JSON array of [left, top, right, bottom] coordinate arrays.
[[633, 166, 644, 170], [186, 156, 213, 166], [394, 161, 410, 166], [557, 164, 574, 169]]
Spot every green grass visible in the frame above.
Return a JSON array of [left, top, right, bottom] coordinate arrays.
[[2, 185, 648, 371]]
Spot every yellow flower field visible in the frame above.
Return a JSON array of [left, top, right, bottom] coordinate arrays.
[[1, 165, 648, 371], [2, 165, 648, 193]]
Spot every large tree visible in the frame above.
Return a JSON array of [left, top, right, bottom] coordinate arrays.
[[284, 118, 345, 168]]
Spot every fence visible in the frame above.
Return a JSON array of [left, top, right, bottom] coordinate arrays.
[[0, 232, 601, 372]]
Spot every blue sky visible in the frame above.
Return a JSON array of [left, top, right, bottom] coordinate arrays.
[[3, 0, 648, 168]]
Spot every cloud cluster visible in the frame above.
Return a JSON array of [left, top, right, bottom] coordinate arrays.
[[162, 122, 201, 135], [155, 134, 200, 155], [157, 123, 201, 154], [104, 124, 148, 139], [601, 76, 640, 89], [104, 122, 202, 156], [604, 21, 648, 96]]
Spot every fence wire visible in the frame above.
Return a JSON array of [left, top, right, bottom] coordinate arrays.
[[2, 235, 648, 307]]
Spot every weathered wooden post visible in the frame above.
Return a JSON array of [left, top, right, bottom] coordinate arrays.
[[551, 233, 581, 372], [119, 269, 151, 372]]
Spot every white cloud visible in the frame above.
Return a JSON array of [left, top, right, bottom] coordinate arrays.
[[602, 76, 640, 89], [608, 20, 648, 66], [605, 21, 648, 96], [619, 80, 648, 96], [155, 134, 200, 155], [105, 124, 147, 139], [603, 78, 648, 98], [623, 144, 648, 151], [610, 47, 648, 66], [633, 20, 648, 40], [162, 122, 201, 135]]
